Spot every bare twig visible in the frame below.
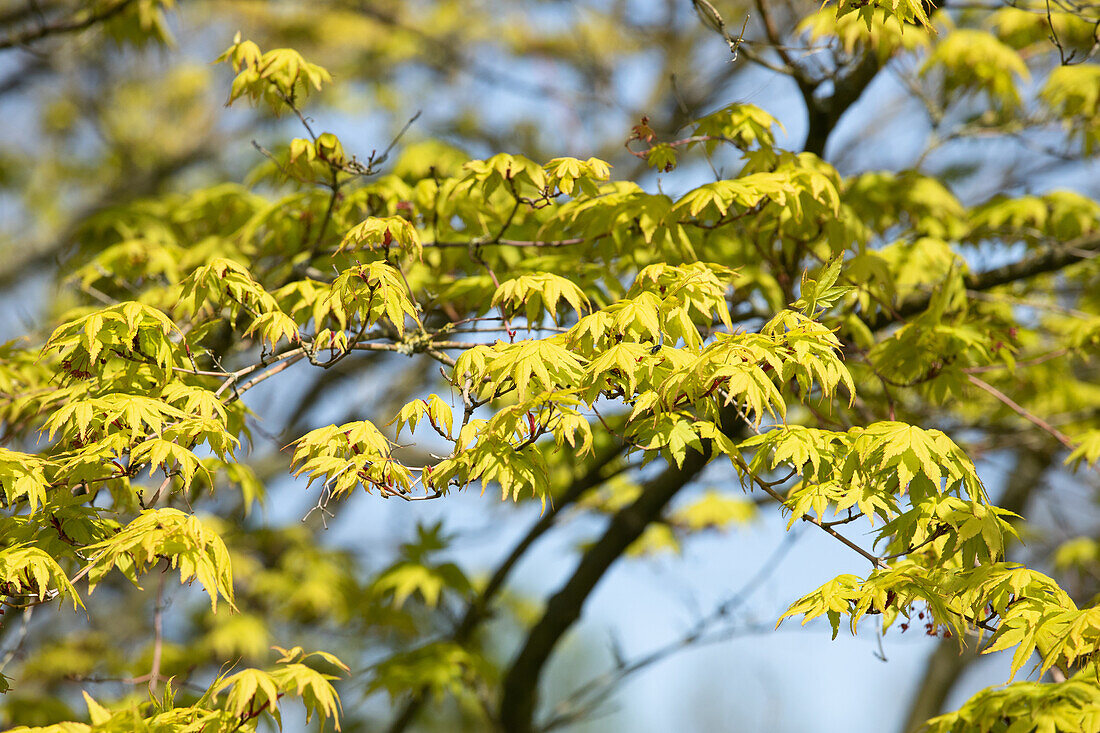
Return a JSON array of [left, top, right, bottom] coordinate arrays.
[[966, 374, 1076, 451], [541, 530, 801, 730], [148, 570, 167, 695], [0, 605, 34, 673]]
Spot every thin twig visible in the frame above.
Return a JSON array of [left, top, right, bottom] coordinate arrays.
[[966, 374, 1076, 451], [0, 605, 34, 673], [542, 530, 801, 730], [148, 570, 167, 695]]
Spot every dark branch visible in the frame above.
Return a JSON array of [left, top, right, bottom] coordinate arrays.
[[541, 530, 802, 730], [0, 0, 138, 51], [749, 0, 883, 158], [802, 52, 882, 158], [384, 443, 627, 733], [498, 444, 714, 733], [865, 229, 1100, 332]]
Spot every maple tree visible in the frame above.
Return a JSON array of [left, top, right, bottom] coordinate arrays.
[[1, 0, 1100, 731]]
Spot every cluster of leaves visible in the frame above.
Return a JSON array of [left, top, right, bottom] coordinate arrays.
[[8, 648, 346, 733]]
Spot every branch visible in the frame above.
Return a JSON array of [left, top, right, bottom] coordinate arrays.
[[0, 605, 34, 673], [865, 229, 1100, 331], [899, 448, 1054, 733], [214, 348, 307, 401], [384, 442, 627, 733], [0, 0, 138, 51], [750, 474, 885, 569], [544, 623, 775, 731], [753, 0, 806, 80], [541, 530, 801, 730], [498, 444, 713, 733], [457, 446, 627, 639], [803, 51, 881, 157], [966, 374, 1076, 451], [745, 0, 882, 158], [148, 570, 167, 695], [339, 1, 590, 104], [424, 236, 594, 249]]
